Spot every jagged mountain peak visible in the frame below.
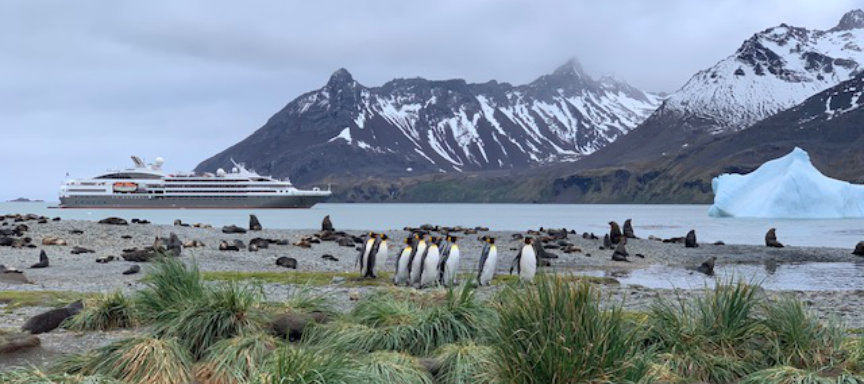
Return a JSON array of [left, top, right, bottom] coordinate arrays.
[[552, 58, 586, 77], [832, 9, 864, 31], [327, 68, 356, 86]]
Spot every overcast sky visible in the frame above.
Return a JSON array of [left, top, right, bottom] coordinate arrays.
[[0, 0, 858, 201]]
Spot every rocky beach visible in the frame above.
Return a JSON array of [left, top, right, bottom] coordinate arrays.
[[1, 213, 863, 371]]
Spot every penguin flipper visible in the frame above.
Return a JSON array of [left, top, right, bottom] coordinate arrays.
[[510, 249, 522, 275]]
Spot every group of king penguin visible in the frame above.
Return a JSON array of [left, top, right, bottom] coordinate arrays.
[[357, 231, 539, 287]]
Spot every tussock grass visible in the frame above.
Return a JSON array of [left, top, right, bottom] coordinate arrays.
[[65, 291, 136, 331], [152, 282, 266, 359], [135, 258, 205, 323], [433, 342, 497, 384], [358, 351, 434, 384], [0, 290, 88, 309], [82, 336, 194, 384], [305, 283, 494, 355], [195, 333, 278, 384], [255, 345, 359, 384], [762, 296, 847, 371], [739, 366, 862, 384], [490, 275, 646, 383]]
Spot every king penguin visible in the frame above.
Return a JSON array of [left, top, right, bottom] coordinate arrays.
[[418, 236, 440, 288], [439, 235, 461, 286], [510, 237, 537, 283], [477, 236, 498, 286], [394, 236, 413, 285], [364, 233, 387, 278], [409, 234, 427, 287], [357, 232, 377, 276]]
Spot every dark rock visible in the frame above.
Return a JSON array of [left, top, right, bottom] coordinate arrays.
[[685, 230, 698, 248], [21, 301, 83, 334], [52, 217, 61, 221], [29, 250, 49, 269], [249, 214, 263, 231], [321, 215, 334, 232], [713, 241, 725, 246], [121, 235, 133, 239], [98, 217, 128, 225], [122, 265, 141, 275], [222, 225, 247, 234], [276, 257, 297, 269]]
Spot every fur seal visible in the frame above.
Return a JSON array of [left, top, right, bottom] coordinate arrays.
[[249, 215, 263, 231], [166, 232, 182, 257], [22, 300, 83, 334], [0, 332, 41, 354], [122, 265, 141, 275], [321, 215, 334, 232], [276, 257, 297, 269], [321, 254, 339, 262], [685, 230, 698, 248], [222, 225, 247, 234], [96, 256, 115, 263], [602, 234, 612, 249], [623, 219, 637, 239], [696, 256, 716, 276], [609, 221, 622, 244], [853, 241, 864, 256], [269, 311, 330, 342], [71, 246, 95, 255], [218, 241, 240, 251], [98, 217, 128, 225], [30, 250, 49, 268], [41, 237, 67, 246], [765, 228, 784, 248], [611, 240, 629, 262]]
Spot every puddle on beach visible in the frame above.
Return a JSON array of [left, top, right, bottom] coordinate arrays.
[[569, 262, 864, 291]]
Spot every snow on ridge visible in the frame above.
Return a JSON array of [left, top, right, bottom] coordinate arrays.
[[328, 127, 352, 143]]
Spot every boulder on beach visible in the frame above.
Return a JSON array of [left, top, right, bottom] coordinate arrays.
[[98, 217, 128, 225]]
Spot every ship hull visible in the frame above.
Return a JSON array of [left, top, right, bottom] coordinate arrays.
[[59, 194, 330, 209]]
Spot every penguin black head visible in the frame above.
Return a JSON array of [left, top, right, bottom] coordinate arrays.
[[449, 236, 458, 243], [404, 236, 413, 244], [486, 237, 495, 244], [380, 234, 388, 241], [429, 236, 439, 244], [523, 237, 533, 244]]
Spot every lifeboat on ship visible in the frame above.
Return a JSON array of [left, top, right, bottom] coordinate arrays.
[[112, 182, 138, 193]]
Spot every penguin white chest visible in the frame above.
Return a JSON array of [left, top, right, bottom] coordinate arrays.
[[421, 245, 440, 287], [479, 246, 498, 285], [443, 245, 461, 285], [361, 239, 375, 274], [520, 245, 537, 282]]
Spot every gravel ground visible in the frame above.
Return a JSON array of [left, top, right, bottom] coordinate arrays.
[[1, 215, 863, 369]]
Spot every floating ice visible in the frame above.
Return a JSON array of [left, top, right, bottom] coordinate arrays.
[[708, 147, 864, 218]]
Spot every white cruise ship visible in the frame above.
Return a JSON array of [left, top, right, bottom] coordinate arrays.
[[59, 156, 331, 208]]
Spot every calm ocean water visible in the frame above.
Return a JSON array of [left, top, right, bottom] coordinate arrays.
[[1, 202, 863, 248]]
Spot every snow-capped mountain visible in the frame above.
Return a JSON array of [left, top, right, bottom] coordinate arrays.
[[196, 60, 661, 183], [579, 9, 864, 168]]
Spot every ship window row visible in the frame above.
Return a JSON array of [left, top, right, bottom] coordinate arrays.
[[164, 190, 281, 193], [95, 173, 162, 179], [161, 184, 285, 188], [68, 189, 106, 192]]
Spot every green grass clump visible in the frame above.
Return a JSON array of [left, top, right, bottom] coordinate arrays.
[[762, 296, 847, 371], [79, 336, 194, 384], [305, 283, 494, 355], [739, 366, 862, 384], [644, 281, 766, 383], [65, 291, 136, 331], [255, 345, 359, 384], [152, 282, 266, 359], [432, 342, 497, 384], [0, 290, 88, 310], [358, 351, 434, 384], [135, 258, 205, 323], [195, 333, 278, 384], [490, 275, 646, 383]]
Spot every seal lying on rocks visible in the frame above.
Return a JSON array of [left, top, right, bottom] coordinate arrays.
[[123, 265, 141, 275], [71, 246, 95, 255], [96, 256, 115, 263], [854, 241, 864, 256], [222, 225, 247, 234], [98, 217, 128, 225], [276, 257, 297, 269], [765, 228, 784, 248], [22, 300, 83, 334], [30, 250, 49, 268], [42, 237, 67, 246], [685, 230, 698, 248], [219, 241, 240, 252]]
